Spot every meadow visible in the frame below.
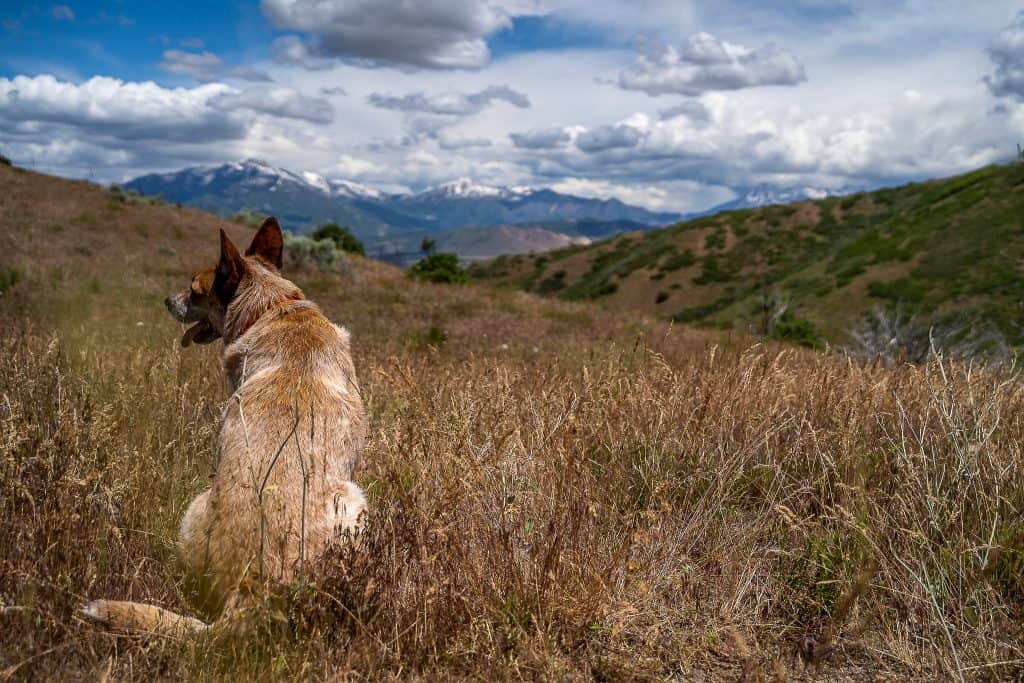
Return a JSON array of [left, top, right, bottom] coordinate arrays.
[[2, 165, 1023, 680]]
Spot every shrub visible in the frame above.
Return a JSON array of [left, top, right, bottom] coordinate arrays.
[[409, 252, 469, 284], [655, 291, 670, 304], [770, 313, 825, 350], [311, 223, 365, 255], [0, 151, 11, 166], [536, 270, 567, 294], [659, 249, 696, 272], [284, 233, 349, 273], [107, 184, 163, 205], [232, 209, 269, 228]]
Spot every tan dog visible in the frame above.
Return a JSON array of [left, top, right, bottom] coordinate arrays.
[[82, 218, 367, 635]]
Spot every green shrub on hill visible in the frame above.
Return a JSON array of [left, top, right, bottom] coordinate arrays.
[[284, 233, 348, 272], [409, 252, 470, 284], [311, 223, 365, 255], [231, 209, 269, 228]]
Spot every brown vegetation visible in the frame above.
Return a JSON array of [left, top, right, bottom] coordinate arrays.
[[1, 165, 1022, 679]]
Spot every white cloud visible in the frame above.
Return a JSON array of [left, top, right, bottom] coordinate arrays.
[[159, 50, 224, 82], [575, 122, 645, 152], [510, 126, 571, 149], [368, 85, 529, 115], [985, 11, 1024, 100], [262, 0, 512, 70], [211, 87, 334, 123], [618, 33, 807, 97]]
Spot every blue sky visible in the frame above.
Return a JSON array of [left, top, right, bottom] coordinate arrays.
[[2, 1, 1024, 212]]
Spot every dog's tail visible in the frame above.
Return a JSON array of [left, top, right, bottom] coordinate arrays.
[[81, 599, 209, 637]]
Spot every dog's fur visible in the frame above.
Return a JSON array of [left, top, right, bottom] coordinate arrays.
[[82, 218, 367, 636]]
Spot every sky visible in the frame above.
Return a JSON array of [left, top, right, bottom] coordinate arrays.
[[2, 1, 1024, 212]]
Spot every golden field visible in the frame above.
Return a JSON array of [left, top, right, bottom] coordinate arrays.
[[1, 164, 1022, 680]]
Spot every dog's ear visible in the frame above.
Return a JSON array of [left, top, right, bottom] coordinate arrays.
[[246, 217, 284, 270], [215, 229, 245, 305]]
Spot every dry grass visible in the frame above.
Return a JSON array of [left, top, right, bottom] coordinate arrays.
[[2, 167, 1023, 680]]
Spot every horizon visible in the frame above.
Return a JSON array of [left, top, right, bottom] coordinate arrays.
[[2, 2, 1024, 213]]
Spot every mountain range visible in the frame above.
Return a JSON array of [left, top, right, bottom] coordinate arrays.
[[125, 159, 851, 262], [125, 159, 681, 261]]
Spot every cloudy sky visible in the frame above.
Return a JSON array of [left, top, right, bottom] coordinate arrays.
[[3, 1, 1024, 212]]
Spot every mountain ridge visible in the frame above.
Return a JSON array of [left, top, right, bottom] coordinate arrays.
[[124, 159, 682, 259]]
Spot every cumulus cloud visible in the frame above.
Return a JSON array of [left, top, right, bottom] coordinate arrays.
[[261, 0, 512, 70], [368, 85, 529, 116], [659, 99, 710, 122], [0, 75, 242, 143], [225, 65, 273, 82], [618, 33, 807, 97], [510, 126, 572, 149], [211, 88, 335, 123], [514, 91, 1008, 196], [438, 135, 493, 150], [159, 49, 224, 82], [985, 12, 1024, 100], [575, 123, 645, 152]]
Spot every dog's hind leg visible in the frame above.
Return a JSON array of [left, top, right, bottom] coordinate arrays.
[[179, 489, 211, 565], [328, 482, 366, 535]]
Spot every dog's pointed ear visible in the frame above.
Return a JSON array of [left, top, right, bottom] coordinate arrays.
[[246, 217, 284, 270], [215, 229, 245, 305]]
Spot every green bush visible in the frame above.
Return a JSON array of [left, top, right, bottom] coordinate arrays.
[[284, 233, 349, 273], [409, 252, 469, 284], [867, 278, 926, 304], [659, 249, 696, 272], [232, 209, 269, 228], [536, 270, 567, 294], [770, 314, 825, 350], [311, 223, 365, 255], [107, 184, 162, 205]]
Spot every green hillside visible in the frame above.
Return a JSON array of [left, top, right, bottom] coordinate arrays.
[[472, 162, 1024, 357]]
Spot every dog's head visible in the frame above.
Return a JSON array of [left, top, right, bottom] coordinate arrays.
[[165, 218, 284, 347]]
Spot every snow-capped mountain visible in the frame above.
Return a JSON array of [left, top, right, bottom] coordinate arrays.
[[413, 177, 533, 200], [705, 184, 857, 214], [124, 159, 682, 258]]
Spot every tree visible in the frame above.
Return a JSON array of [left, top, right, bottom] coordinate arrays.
[[311, 223, 365, 255], [420, 237, 436, 255], [409, 252, 469, 284]]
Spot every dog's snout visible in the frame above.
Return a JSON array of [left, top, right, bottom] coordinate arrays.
[[164, 296, 173, 311]]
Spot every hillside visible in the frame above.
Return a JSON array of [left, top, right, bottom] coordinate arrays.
[[473, 163, 1024, 357], [1, 164, 1022, 680]]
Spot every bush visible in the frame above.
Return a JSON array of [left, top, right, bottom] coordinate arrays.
[[107, 184, 162, 205], [770, 313, 825, 350], [659, 249, 696, 272], [409, 252, 469, 284], [284, 233, 349, 273], [311, 223, 365, 255], [0, 151, 11, 166], [232, 209, 269, 228]]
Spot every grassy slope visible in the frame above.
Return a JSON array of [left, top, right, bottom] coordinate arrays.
[[472, 163, 1024, 347], [2, 164, 1023, 680]]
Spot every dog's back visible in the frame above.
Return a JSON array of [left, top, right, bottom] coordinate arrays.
[[84, 219, 368, 634], [183, 261, 368, 606]]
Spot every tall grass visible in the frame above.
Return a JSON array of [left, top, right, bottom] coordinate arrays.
[[2, 282, 1022, 678], [1, 167, 1022, 679]]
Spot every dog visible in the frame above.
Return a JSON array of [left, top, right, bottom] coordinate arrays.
[[82, 218, 367, 636]]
